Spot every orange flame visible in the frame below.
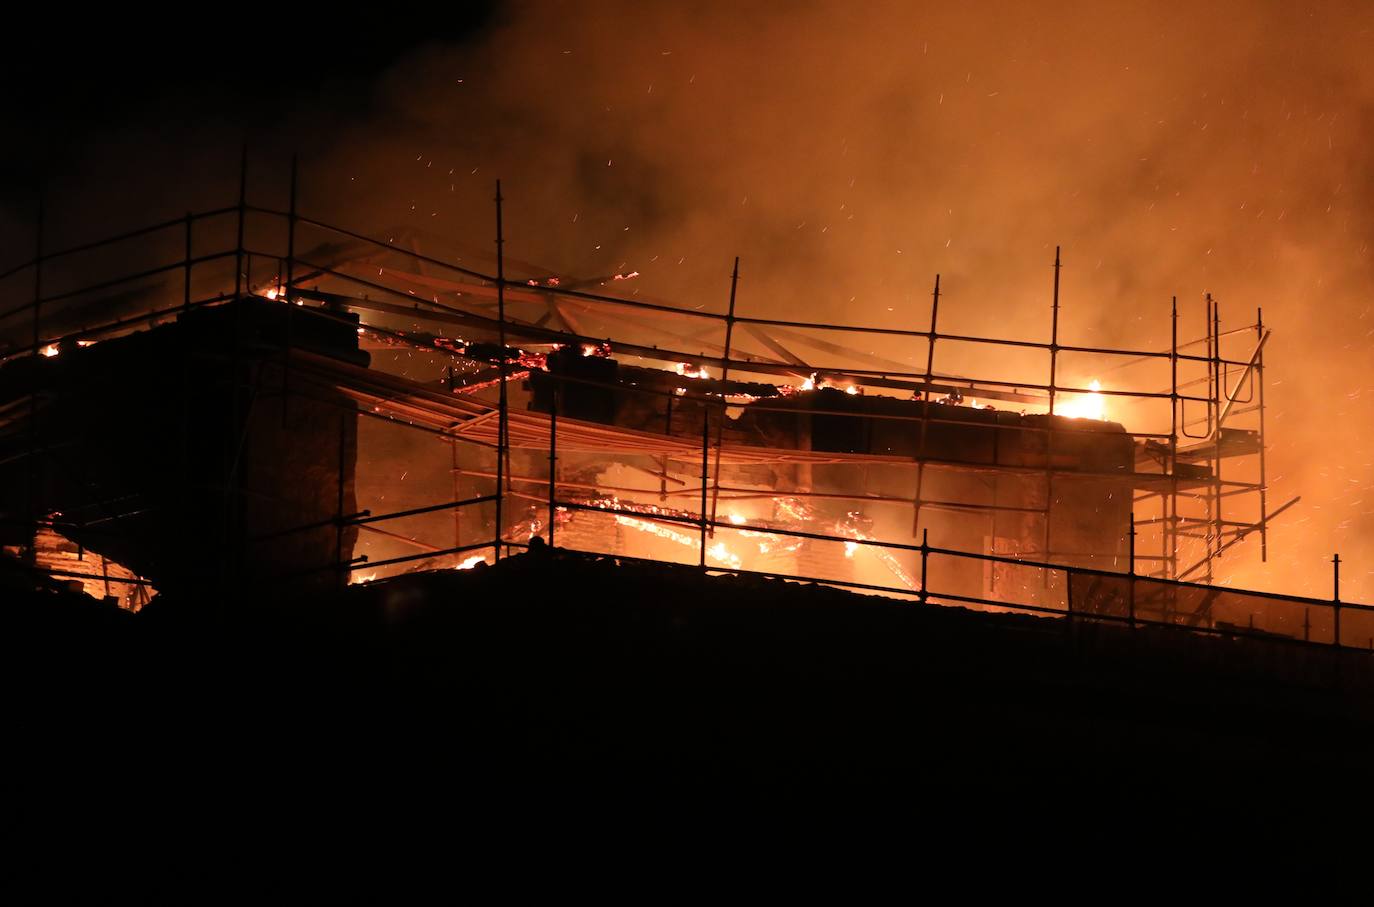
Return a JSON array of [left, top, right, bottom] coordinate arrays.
[[1057, 379, 1106, 421]]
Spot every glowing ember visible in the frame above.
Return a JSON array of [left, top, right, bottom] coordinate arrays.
[[706, 541, 742, 570], [39, 345, 59, 357], [453, 369, 531, 394], [675, 362, 711, 379], [615, 514, 698, 547], [456, 555, 486, 570], [569, 342, 610, 359], [350, 573, 378, 585], [785, 373, 861, 395], [835, 513, 917, 590], [595, 497, 796, 565]]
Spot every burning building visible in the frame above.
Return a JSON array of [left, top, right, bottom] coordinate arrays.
[[4, 178, 1361, 651], [522, 348, 1138, 605]]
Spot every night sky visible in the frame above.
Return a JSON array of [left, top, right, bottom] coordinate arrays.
[[4, 0, 1374, 599]]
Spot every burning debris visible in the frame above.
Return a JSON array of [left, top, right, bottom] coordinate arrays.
[[674, 362, 711, 380], [4, 522, 156, 610], [559, 493, 917, 589]]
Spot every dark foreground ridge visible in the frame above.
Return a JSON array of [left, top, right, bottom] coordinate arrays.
[[7, 545, 1373, 883]]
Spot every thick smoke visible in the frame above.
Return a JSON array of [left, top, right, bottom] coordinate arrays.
[[8, 0, 1374, 598]]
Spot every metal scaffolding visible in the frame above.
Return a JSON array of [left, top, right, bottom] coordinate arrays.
[[0, 158, 1368, 654]]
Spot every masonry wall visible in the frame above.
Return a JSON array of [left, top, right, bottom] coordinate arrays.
[[0, 299, 364, 599]]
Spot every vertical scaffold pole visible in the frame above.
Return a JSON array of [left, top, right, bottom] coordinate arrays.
[[709, 257, 740, 535], [285, 154, 297, 295], [1202, 294, 1215, 586], [448, 365, 463, 551], [26, 193, 43, 562], [494, 180, 507, 562], [548, 377, 558, 547], [1212, 296, 1223, 579], [235, 145, 246, 300], [1168, 296, 1179, 582], [912, 274, 940, 537], [919, 528, 929, 605], [1128, 512, 1137, 629], [661, 393, 673, 503], [1333, 553, 1341, 648], [283, 154, 298, 426], [1044, 247, 1061, 569], [1256, 307, 1270, 562], [699, 401, 710, 568], [336, 414, 347, 589]]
